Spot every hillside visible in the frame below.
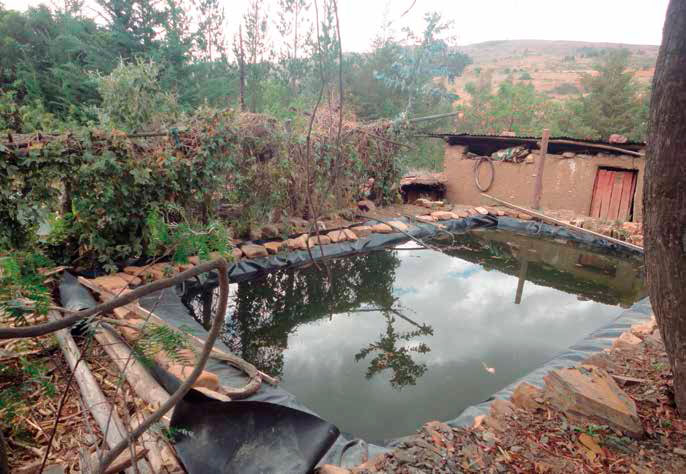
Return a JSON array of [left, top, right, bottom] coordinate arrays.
[[451, 39, 659, 103]]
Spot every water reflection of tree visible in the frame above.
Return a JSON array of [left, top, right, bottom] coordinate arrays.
[[354, 310, 432, 390], [182, 249, 433, 380]]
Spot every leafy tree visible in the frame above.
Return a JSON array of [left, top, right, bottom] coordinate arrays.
[[373, 12, 471, 116], [0, 6, 109, 124], [577, 49, 642, 139], [93, 59, 180, 132]]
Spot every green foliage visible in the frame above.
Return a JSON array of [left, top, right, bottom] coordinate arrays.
[[576, 49, 645, 140], [457, 74, 549, 135], [550, 82, 580, 95], [373, 12, 471, 116], [457, 50, 648, 141], [94, 59, 180, 132], [519, 71, 533, 80], [145, 207, 231, 263], [135, 323, 196, 367], [0, 252, 53, 323]]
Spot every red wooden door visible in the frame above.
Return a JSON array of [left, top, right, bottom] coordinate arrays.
[[590, 169, 637, 221]]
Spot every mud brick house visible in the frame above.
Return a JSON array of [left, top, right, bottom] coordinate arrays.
[[438, 134, 646, 222]]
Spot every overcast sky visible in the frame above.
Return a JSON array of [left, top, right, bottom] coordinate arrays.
[[3, 0, 669, 50]]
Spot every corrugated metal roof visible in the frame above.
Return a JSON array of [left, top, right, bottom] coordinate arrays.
[[427, 133, 645, 156]]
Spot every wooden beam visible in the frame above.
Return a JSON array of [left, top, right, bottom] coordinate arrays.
[[532, 128, 550, 209], [481, 193, 644, 252], [78, 277, 275, 390], [47, 311, 152, 473], [548, 139, 642, 157]]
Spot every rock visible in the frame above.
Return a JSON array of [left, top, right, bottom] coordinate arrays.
[[327, 230, 349, 243], [511, 382, 543, 410], [232, 248, 244, 260], [240, 244, 269, 259], [674, 447, 686, 457], [609, 134, 628, 144], [475, 207, 489, 215], [430, 211, 457, 221], [289, 234, 309, 250], [350, 226, 372, 238], [119, 318, 142, 341], [517, 213, 533, 220], [177, 263, 194, 272], [416, 215, 436, 223], [543, 365, 644, 438], [631, 319, 657, 338], [288, 217, 309, 232], [357, 199, 376, 212], [263, 241, 285, 254], [316, 220, 327, 231], [308, 235, 331, 247], [370, 223, 393, 234], [386, 220, 409, 232], [113, 307, 136, 320], [248, 227, 263, 241], [187, 256, 200, 265], [116, 272, 142, 286], [342, 229, 358, 241], [582, 352, 618, 371], [562, 152, 576, 158], [316, 465, 351, 474], [525, 154, 535, 164], [612, 331, 642, 351], [490, 399, 515, 418], [93, 275, 131, 291], [621, 222, 641, 235], [261, 224, 280, 239], [500, 130, 516, 137], [167, 365, 219, 391]]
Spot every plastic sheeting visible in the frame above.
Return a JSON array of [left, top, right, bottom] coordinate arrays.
[[59, 215, 648, 472]]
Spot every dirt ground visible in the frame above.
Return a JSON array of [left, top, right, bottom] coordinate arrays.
[[0, 315, 158, 473]]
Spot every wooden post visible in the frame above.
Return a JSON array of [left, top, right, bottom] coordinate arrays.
[[532, 128, 550, 210], [514, 254, 529, 304]]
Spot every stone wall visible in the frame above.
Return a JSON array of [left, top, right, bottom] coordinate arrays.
[[443, 145, 646, 222]]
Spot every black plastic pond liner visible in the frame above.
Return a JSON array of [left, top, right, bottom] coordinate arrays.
[[170, 395, 340, 474], [59, 215, 648, 472]]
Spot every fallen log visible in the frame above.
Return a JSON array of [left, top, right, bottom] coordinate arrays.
[[47, 310, 151, 473]]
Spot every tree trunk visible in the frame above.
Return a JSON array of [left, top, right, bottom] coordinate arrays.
[[239, 25, 246, 112], [644, 0, 686, 413]]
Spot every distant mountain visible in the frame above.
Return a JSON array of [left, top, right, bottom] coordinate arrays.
[[450, 39, 658, 102]]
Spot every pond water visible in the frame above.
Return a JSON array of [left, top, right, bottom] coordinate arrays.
[[182, 228, 645, 441]]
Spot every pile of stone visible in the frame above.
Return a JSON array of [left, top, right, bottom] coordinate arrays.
[[570, 218, 644, 247]]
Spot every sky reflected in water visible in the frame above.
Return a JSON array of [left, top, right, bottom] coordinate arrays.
[[184, 230, 645, 441]]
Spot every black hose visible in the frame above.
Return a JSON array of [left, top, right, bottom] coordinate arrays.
[[474, 156, 495, 192]]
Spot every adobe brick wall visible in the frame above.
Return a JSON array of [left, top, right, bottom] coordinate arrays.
[[443, 145, 645, 222]]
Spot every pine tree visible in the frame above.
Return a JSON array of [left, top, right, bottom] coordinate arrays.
[[578, 49, 641, 140]]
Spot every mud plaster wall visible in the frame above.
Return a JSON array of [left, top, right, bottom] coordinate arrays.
[[444, 145, 645, 222]]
